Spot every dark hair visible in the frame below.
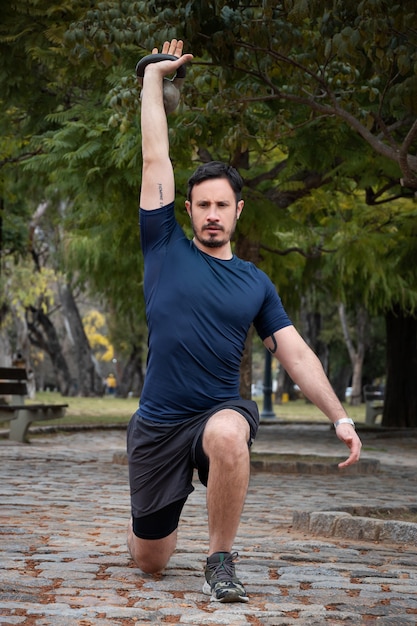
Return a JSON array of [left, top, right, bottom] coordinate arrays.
[[186, 161, 243, 202]]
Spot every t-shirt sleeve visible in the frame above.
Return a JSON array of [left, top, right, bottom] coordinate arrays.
[[140, 203, 186, 302], [253, 273, 293, 340], [140, 202, 180, 256]]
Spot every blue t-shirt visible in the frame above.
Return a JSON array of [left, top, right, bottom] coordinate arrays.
[[138, 202, 292, 422]]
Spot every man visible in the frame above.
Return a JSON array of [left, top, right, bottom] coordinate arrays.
[[127, 39, 362, 603]]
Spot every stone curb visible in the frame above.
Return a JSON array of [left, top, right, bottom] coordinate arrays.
[[293, 508, 417, 545], [249, 453, 380, 475]]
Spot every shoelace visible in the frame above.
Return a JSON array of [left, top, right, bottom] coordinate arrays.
[[207, 552, 238, 582]]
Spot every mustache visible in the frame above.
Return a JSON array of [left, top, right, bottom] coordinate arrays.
[[202, 223, 224, 231]]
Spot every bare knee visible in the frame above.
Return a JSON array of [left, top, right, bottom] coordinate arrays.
[[203, 410, 250, 461], [127, 520, 177, 574]]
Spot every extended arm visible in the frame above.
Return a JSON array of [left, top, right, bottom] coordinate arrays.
[[139, 40, 193, 210], [264, 325, 362, 468]]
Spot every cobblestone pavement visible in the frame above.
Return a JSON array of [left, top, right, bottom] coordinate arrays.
[[1, 423, 417, 625]]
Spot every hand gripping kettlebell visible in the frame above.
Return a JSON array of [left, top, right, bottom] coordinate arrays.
[[136, 53, 187, 114]]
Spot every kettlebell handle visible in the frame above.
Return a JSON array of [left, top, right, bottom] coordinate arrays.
[[136, 53, 187, 79]]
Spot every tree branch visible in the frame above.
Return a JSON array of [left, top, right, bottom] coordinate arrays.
[[399, 118, 417, 189], [200, 40, 417, 190], [0, 148, 42, 168], [246, 160, 288, 187], [259, 242, 336, 258]]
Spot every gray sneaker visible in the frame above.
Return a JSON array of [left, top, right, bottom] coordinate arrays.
[[203, 551, 248, 603]]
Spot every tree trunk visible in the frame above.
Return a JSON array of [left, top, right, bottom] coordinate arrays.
[[299, 303, 329, 404], [58, 282, 104, 396], [275, 366, 295, 402], [0, 302, 12, 366], [239, 326, 254, 400], [338, 303, 367, 406], [383, 307, 417, 428], [117, 343, 145, 399], [330, 363, 351, 403], [0, 222, 11, 364], [0, 338, 10, 366], [300, 300, 329, 374], [235, 233, 261, 399], [26, 306, 75, 395]]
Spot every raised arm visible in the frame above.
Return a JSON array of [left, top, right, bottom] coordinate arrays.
[[139, 39, 193, 210], [264, 325, 362, 468]]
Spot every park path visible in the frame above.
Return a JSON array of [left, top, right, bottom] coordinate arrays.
[[1, 422, 417, 625]]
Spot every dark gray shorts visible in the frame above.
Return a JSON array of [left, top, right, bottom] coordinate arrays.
[[127, 399, 259, 523]]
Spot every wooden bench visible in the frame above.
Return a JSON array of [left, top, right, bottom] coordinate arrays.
[[363, 384, 384, 425], [0, 367, 68, 443]]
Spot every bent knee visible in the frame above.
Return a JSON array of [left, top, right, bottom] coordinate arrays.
[[204, 410, 250, 455], [132, 553, 167, 575], [127, 521, 176, 574]]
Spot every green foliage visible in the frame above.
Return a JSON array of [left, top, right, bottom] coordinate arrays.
[[12, 268, 55, 315], [2, 261, 57, 335], [290, 189, 417, 314], [0, 0, 416, 358]]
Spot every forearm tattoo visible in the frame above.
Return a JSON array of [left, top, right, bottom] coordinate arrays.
[[158, 183, 163, 207], [267, 334, 278, 355]]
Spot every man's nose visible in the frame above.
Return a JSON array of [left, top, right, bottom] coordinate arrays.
[[207, 204, 220, 220]]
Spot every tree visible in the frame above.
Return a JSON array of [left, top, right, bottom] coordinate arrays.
[[83, 310, 115, 363], [169, 0, 417, 425], [1, 1, 416, 423], [179, 0, 417, 190], [338, 303, 368, 407], [0, 1, 146, 390], [385, 306, 417, 427]]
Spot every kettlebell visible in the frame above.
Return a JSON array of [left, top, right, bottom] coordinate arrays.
[[136, 53, 187, 114]]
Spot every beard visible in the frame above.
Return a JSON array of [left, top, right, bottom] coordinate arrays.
[[190, 215, 238, 249]]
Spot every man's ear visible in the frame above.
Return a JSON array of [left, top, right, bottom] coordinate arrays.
[[237, 200, 244, 219], [185, 200, 191, 216]]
